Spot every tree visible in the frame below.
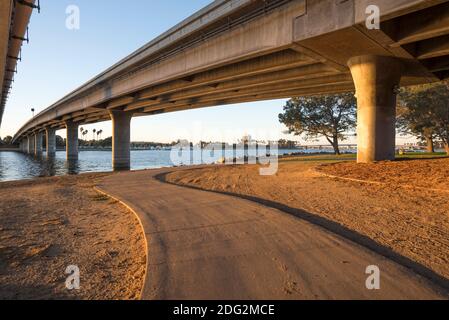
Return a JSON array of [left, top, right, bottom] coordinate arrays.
[[279, 93, 356, 155], [56, 135, 65, 148], [398, 82, 449, 155], [3, 136, 13, 145]]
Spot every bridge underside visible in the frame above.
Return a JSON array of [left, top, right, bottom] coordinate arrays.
[[13, 0, 449, 168]]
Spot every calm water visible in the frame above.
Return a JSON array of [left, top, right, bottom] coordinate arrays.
[[0, 148, 344, 182]]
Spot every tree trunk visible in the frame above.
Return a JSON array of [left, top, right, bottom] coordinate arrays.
[[445, 144, 449, 156], [425, 136, 435, 153], [332, 136, 340, 155]]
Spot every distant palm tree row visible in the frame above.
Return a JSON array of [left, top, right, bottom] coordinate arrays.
[[79, 127, 103, 141]]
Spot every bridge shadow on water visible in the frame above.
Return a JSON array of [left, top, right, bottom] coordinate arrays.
[[156, 171, 449, 294]]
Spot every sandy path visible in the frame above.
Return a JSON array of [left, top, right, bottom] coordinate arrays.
[[0, 174, 146, 300], [167, 158, 449, 289], [97, 168, 446, 299]]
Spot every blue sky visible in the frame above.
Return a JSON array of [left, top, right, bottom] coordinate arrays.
[[0, 0, 298, 144], [1, 1, 414, 145]]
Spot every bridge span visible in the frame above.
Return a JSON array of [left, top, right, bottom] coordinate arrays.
[[11, 0, 449, 169], [0, 0, 35, 127]]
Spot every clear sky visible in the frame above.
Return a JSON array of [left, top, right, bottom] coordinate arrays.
[[0, 1, 412, 145]]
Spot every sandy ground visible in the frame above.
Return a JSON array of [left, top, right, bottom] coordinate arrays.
[[0, 173, 146, 300], [318, 157, 449, 191], [98, 168, 446, 299], [166, 157, 449, 284]]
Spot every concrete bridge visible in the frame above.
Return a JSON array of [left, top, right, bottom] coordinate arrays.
[[0, 0, 35, 127], [11, 0, 449, 169]]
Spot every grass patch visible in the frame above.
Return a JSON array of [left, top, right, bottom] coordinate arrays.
[[397, 152, 448, 159], [279, 152, 448, 164], [280, 154, 356, 164]]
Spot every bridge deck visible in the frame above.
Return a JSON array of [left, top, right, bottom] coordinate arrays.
[[13, 0, 449, 141]]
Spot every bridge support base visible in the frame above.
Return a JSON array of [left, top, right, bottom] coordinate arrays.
[[65, 121, 79, 160], [348, 55, 403, 163], [109, 110, 133, 171], [35, 132, 43, 156], [46, 127, 56, 157], [28, 135, 35, 155]]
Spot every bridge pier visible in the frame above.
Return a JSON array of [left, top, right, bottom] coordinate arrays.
[[65, 121, 79, 160], [109, 110, 133, 171], [348, 55, 403, 163], [45, 127, 56, 157], [28, 135, 35, 155], [34, 132, 43, 156]]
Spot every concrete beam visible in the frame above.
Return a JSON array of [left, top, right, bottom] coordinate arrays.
[[388, 2, 449, 47], [348, 55, 403, 163], [109, 110, 133, 171], [141, 82, 355, 115], [413, 34, 449, 59]]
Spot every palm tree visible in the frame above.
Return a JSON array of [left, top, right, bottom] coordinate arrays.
[[92, 129, 97, 141], [98, 129, 103, 140], [96, 130, 101, 140]]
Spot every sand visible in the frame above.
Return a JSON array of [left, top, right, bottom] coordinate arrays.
[[166, 156, 449, 282], [0, 173, 146, 300], [99, 168, 446, 299]]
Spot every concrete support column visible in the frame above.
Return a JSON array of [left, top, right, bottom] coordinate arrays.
[[34, 132, 43, 156], [45, 127, 56, 157], [27, 136, 31, 154], [348, 55, 403, 163], [28, 135, 35, 154], [109, 110, 133, 171], [65, 121, 79, 160]]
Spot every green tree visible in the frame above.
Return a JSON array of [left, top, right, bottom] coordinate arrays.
[[3, 136, 13, 145], [279, 93, 356, 155], [56, 135, 65, 148], [398, 82, 449, 155]]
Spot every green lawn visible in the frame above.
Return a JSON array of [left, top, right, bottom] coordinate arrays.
[[279, 152, 448, 163]]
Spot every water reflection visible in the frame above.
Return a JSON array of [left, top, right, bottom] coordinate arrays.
[[66, 159, 80, 175], [0, 148, 350, 182]]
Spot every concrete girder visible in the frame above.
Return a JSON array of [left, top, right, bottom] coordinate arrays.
[[387, 2, 449, 47], [123, 65, 339, 112], [140, 77, 355, 113], [114, 49, 314, 108], [412, 34, 449, 59], [141, 82, 355, 115], [148, 64, 341, 104]]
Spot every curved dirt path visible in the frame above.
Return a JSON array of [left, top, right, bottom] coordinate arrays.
[[97, 168, 447, 300]]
